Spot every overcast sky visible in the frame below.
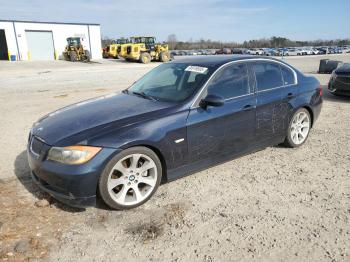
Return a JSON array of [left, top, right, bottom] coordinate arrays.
[[0, 0, 349, 42]]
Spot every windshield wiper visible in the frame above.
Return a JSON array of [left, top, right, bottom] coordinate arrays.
[[132, 91, 159, 101]]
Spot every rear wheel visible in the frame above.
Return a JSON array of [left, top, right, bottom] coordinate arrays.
[[140, 52, 151, 64], [160, 51, 170, 62], [99, 147, 162, 210], [84, 50, 91, 62], [283, 108, 311, 148], [70, 51, 77, 62]]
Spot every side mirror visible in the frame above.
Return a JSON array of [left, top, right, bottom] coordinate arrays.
[[200, 94, 225, 108]]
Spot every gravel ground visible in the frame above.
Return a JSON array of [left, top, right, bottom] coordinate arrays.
[[0, 54, 349, 261]]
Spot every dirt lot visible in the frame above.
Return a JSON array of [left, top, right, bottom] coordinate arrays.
[[0, 54, 349, 261]]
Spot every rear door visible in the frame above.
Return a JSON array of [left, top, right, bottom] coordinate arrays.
[[249, 61, 286, 143], [187, 62, 256, 163]]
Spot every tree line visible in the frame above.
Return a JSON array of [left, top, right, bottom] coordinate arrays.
[[101, 35, 350, 50]]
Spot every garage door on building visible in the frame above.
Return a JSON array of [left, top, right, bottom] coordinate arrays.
[[26, 30, 55, 60]]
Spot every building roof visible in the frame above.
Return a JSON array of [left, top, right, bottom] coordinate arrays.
[[0, 19, 100, 26]]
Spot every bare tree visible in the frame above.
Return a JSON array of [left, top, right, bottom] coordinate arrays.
[[167, 34, 178, 50]]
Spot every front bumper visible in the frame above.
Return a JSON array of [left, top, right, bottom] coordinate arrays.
[[328, 76, 350, 96], [27, 144, 120, 208], [31, 171, 96, 207]]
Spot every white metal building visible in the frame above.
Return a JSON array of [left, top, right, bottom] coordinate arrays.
[[0, 20, 102, 61]]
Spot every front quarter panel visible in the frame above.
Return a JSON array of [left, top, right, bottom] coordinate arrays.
[[87, 109, 190, 171]]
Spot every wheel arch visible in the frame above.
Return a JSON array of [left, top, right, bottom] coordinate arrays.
[[118, 143, 168, 183], [302, 106, 314, 127], [139, 144, 168, 183]]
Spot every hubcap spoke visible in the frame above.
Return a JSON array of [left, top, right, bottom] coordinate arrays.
[[108, 177, 125, 191], [130, 154, 141, 169], [139, 161, 155, 173], [131, 185, 143, 201], [301, 122, 309, 128], [114, 185, 128, 203], [113, 161, 128, 174], [138, 176, 156, 187]]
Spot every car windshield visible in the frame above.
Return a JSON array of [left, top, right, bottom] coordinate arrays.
[[128, 63, 213, 103]]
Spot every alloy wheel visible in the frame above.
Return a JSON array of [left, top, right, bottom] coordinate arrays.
[[290, 111, 310, 145], [107, 153, 157, 206]]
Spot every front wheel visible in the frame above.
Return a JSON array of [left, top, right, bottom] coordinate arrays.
[[99, 147, 162, 210], [84, 50, 91, 62], [159, 51, 170, 62], [140, 52, 151, 64], [283, 108, 311, 148], [70, 51, 77, 62]]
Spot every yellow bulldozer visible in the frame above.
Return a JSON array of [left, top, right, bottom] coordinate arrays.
[[121, 37, 170, 64], [63, 37, 91, 62]]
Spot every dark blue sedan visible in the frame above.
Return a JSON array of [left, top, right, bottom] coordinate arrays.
[[28, 56, 323, 209]]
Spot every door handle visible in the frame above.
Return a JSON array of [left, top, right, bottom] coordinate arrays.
[[286, 93, 294, 98], [242, 104, 253, 111]]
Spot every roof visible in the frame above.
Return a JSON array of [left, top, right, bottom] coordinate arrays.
[[172, 55, 295, 70], [0, 19, 100, 26], [172, 55, 278, 68]]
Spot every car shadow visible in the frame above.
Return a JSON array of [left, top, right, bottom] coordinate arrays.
[[322, 85, 350, 102]]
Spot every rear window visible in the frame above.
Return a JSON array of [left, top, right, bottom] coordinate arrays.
[[252, 62, 283, 91], [280, 65, 296, 85]]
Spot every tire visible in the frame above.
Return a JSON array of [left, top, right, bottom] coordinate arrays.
[[84, 50, 91, 62], [99, 146, 162, 210], [140, 52, 151, 64], [63, 52, 69, 61], [283, 108, 311, 148], [70, 51, 77, 62], [159, 51, 170, 62]]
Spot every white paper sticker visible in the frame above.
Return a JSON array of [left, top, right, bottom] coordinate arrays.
[[185, 66, 208, 74]]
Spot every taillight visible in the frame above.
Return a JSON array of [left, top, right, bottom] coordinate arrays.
[[318, 85, 323, 97]]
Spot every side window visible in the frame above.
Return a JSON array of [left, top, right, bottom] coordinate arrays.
[[252, 62, 283, 91], [207, 63, 251, 99], [280, 65, 296, 85]]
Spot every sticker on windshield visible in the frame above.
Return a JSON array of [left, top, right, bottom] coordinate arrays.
[[185, 66, 208, 74]]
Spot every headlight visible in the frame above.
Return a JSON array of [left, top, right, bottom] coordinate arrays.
[[47, 145, 101, 165]]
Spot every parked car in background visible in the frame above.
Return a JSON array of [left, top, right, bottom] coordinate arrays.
[[232, 48, 247, 54], [284, 48, 304, 56], [28, 55, 323, 210], [170, 50, 179, 57], [302, 48, 314, 55], [247, 49, 265, 55], [310, 48, 321, 55], [316, 48, 327, 55], [264, 48, 279, 56], [328, 63, 350, 96], [215, 48, 232, 55]]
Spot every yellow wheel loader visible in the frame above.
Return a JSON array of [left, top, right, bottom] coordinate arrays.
[[107, 38, 129, 59], [122, 37, 170, 64], [63, 37, 91, 62]]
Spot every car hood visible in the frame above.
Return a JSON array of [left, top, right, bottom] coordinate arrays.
[[31, 92, 173, 146], [335, 63, 350, 74]]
